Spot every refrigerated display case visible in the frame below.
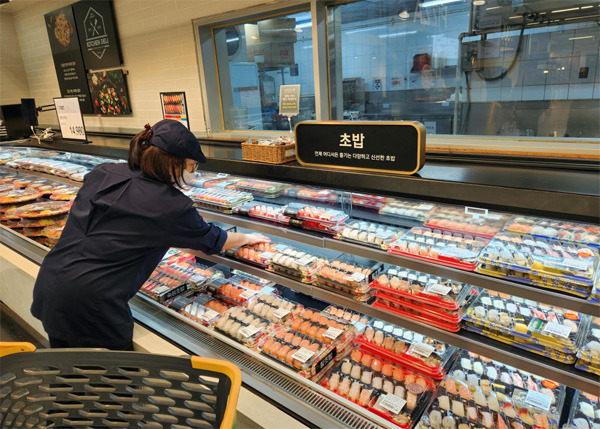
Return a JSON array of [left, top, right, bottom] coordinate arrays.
[[0, 140, 598, 429]]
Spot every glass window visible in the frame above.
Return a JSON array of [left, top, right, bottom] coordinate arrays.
[[327, 0, 599, 138], [211, 9, 315, 132]]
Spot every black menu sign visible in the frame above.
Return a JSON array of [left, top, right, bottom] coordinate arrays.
[[73, 0, 122, 70], [295, 121, 426, 175], [45, 5, 93, 114]]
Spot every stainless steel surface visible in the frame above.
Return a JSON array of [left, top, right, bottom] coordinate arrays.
[[197, 208, 599, 315], [190, 250, 600, 394], [131, 295, 390, 429]]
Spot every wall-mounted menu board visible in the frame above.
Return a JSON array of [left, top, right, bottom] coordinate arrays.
[[44, 5, 93, 114], [72, 0, 122, 70]]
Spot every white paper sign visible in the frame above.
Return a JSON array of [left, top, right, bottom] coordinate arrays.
[[543, 321, 571, 339], [54, 97, 87, 141], [259, 252, 275, 261], [291, 347, 315, 363], [324, 327, 343, 341], [525, 389, 552, 411], [273, 308, 291, 320], [189, 275, 206, 285], [350, 272, 366, 282], [201, 309, 220, 322], [424, 283, 452, 296], [279, 84, 301, 117], [407, 343, 435, 358], [239, 325, 262, 338], [379, 394, 407, 415], [240, 290, 258, 300]]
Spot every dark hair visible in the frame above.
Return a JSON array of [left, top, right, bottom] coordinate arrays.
[[127, 127, 187, 188]]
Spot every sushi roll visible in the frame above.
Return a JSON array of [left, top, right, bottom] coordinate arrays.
[[341, 359, 352, 375], [361, 370, 373, 385], [372, 376, 383, 390], [438, 395, 450, 410], [351, 364, 362, 380], [338, 377, 351, 397], [348, 381, 361, 402], [383, 379, 394, 394], [358, 387, 373, 407]]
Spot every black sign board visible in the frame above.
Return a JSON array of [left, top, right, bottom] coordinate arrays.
[[295, 121, 425, 175], [72, 0, 122, 70], [44, 6, 93, 114]]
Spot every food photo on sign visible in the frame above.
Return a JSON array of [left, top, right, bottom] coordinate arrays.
[[86, 70, 131, 116], [44, 6, 78, 53]]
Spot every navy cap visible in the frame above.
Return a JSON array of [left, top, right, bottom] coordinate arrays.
[[147, 119, 206, 163]]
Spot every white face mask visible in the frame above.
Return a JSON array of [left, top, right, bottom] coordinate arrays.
[[182, 169, 196, 184]]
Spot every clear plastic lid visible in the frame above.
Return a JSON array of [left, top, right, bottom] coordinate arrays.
[[189, 188, 253, 209], [245, 293, 302, 324], [214, 306, 273, 348], [232, 178, 286, 196], [504, 215, 600, 249], [0, 189, 43, 204], [335, 221, 405, 250], [234, 242, 278, 268], [235, 202, 291, 225], [270, 245, 326, 283], [576, 316, 600, 366], [424, 205, 510, 239], [379, 198, 436, 222], [560, 390, 600, 429], [12, 200, 72, 218], [350, 193, 387, 210], [284, 202, 348, 224], [323, 306, 371, 326], [283, 186, 340, 203]]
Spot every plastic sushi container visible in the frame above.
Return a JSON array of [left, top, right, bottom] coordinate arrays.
[[231, 178, 286, 198], [234, 202, 291, 225], [351, 193, 387, 210], [379, 199, 436, 223], [575, 316, 600, 376], [323, 306, 371, 326], [140, 278, 189, 303], [315, 255, 383, 301], [476, 232, 597, 297], [322, 348, 435, 428], [463, 289, 585, 354], [245, 293, 302, 324], [424, 205, 510, 239], [258, 325, 339, 380], [186, 174, 232, 188], [189, 188, 253, 213], [284, 202, 348, 224], [288, 308, 357, 356], [213, 306, 273, 349], [371, 267, 476, 314], [208, 277, 266, 307], [561, 390, 600, 429], [334, 221, 405, 250], [179, 295, 229, 326], [417, 351, 565, 429], [388, 228, 488, 271], [504, 215, 600, 249], [284, 186, 341, 204], [155, 260, 217, 290], [269, 245, 326, 283], [355, 320, 458, 380], [230, 242, 278, 268]]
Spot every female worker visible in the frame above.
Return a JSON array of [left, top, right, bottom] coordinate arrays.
[[31, 119, 269, 350]]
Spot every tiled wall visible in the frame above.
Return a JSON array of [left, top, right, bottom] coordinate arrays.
[[0, 11, 31, 105]]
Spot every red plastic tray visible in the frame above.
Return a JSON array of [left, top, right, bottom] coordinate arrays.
[[387, 248, 477, 271], [370, 280, 462, 311]]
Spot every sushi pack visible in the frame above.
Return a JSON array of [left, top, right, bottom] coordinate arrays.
[[214, 306, 274, 348], [351, 193, 387, 210], [188, 188, 253, 213], [334, 220, 405, 250], [284, 202, 348, 234], [424, 206, 510, 239], [388, 228, 488, 271], [245, 293, 302, 324], [231, 178, 286, 198], [234, 202, 291, 225], [575, 316, 600, 375], [284, 186, 340, 204], [269, 245, 325, 283], [477, 233, 598, 298], [7, 157, 89, 180], [418, 352, 565, 429], [323, 305, 370, 326], [232, 242, 278, 268], [179, 294, 231, 326], [323, 348, 435, 428], [379, 198, 435, 224], [562, 391, 600, 429], [504, 216, 600, 248], [356, 319, 458, 380], [207, 277, 263, 307], [315, 255, 383, 301]]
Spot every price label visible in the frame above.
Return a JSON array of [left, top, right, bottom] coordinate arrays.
[[349, 272, 366, 282], [54, 97, 87, 141], [296, 256, 313, 266], [388, 269, 398, 276], [407, 343, 435, 358], [465, 206, 488, 219], [543, 321, 571, 339], [239, 290, 258, 300], [274, 244, 288, 252], [201, 309, 219, 322], [324, 327, 343, 341], [291, 347, 315, 363], [379, 394, 407, 415], [259, 252, 275, 260], [424, 283, 452, 296], [558, 258, 589, 271], [239, 325, 262, 338], [273, 308, 291, 320], [524, 389, 552, 411], [189, 275, 206, 285]]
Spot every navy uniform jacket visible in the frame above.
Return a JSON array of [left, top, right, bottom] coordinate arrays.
[[31, 163, 227, 349]]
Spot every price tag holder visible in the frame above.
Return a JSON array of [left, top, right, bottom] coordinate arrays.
[[324, 327, 343, 341], [379, 394, 407, 415], [54, 97, 88, 141], [543, 321, 571, 339], [407, 343, 435, 358], [274, 244, 288, 252], [349, 272, 366, 283], [296, 256, 313, 266], [291, 347, 315, 363], [239, 290, 258, 300], [443, 247, 475, 259], [424, 283, 452, 296], [273, 308, 291, 320], [524, 390, 552, 411], [188, 275, 207, 285], [259, 252, 275, 261], [201, 309, 219, 322], [239, 325, 262, 338], [465, 206, 488, 219]]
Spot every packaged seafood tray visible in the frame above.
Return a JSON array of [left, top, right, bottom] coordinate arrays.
[[504, 215, 600, 249], [316, 255, 383, 292], [179, 294, 227, 326], [575, 316, 600, 375], [231, 178, 286, 198], [463, 289, 585, 354], [477, 232, 597, 297], [417, 351, 565, 429], [335, 221, 405, 250], [189, 188, 253, 213], [49, 186, 79, 201], [140, 278, 189, 303], [245, 293, 302, 324], [561, 391, 600, 429], [284, 202, 348, 225], [351, 193, 387, 210], [16, 213, 67, 228], [214, 306, 274, 349], [231, 242, 278, 268], [208, 277, 266, 306], [234, 202, 290, 225], [283, 186, 341, 204], [371, 267, 475, 312], [269, 245, 326, 283], [323, 306, 371, 326], [258, 325, 338, 381], [155, 261, 216, 289], [379, 199, 436, 223], [424, 204, 510, 239], [388, 228, 488, 271], [372, 291, 473, 332], [322, 348, 435, 428], [186, 174, 232, 189], [231, 270, 276, 289], [356, 320, 458, 380], [160, 249, 197, 265], [0, 189, 43, 205], [13, 200, 72, 218]]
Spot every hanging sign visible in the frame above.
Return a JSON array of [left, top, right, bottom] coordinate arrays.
[[295, 121, 425, 175], [54, 97, 88, 142], [279, 84, 300, 117]]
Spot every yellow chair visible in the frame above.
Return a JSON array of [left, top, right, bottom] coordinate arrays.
[[0, 342, 241, 428]]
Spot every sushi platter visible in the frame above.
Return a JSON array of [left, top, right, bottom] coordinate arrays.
[[188, 188, 253, 213], [351, 193, 387, 210], [284, 202, 348, 225], [504, 215, 600, 248], [424, 205, 510, 239], [269, 245, 325, 283], [231, 178, 287, 198], [234, 202, 291, 225], [214, 306, 274, 349], [562, 391, 600, 429], [232, 242, 278, 268], [379, 198, 436, 223], [245, 293, 302, 324], [575, 316, 600, 375], [417, 351, 565, 429], [315, 255, 383, 302], [334, 220, 405, 250], [324, 305, 370, 326], [284, 186, 341, 204]]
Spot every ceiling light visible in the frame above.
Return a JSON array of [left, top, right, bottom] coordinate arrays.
[[569, 35, 594, 40], [399, 10, 410, 19], [420, 0, 463, 8], [473, 1, 485, 6], [551, 7, 578, 13]]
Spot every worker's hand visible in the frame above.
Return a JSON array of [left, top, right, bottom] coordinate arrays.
[[245, 233, 271, 246]]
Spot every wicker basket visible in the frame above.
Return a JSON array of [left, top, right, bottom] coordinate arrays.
[[242, 142, 296, 164]]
